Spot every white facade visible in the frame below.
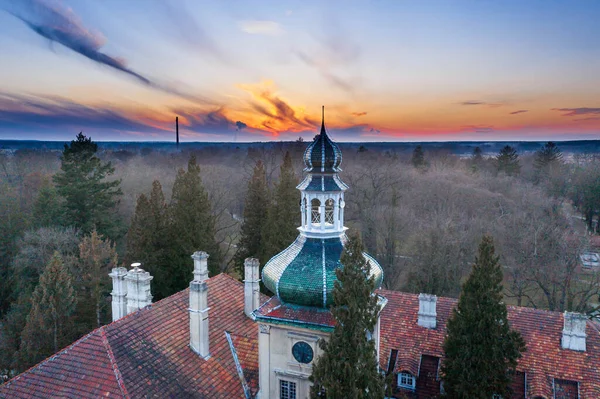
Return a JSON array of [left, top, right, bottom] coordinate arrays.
[[258, 323, 328, 399]]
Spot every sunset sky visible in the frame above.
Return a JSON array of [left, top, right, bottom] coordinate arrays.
[[0, 0, 599, 142]]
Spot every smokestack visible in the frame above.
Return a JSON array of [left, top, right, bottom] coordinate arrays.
[[176, 116, 179, 148]]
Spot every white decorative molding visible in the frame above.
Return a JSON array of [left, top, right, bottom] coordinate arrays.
[[273, 368, 311, 380], [259, 324, 271, 334]]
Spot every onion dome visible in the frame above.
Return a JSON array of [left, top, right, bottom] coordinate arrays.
[[303, 107, 342, 173], [262, 234, 384, 308]]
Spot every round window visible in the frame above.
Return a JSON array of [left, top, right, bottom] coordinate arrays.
[[291, 341, 314, 364]]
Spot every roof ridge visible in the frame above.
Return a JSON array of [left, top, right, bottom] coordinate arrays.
[[100, 327, 130, 399], [2, 328, 102, 389]]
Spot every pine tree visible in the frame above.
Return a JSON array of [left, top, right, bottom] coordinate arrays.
[[126, 180, 170, 299], [441, 235, 526, 399], [534, 141, 564, 182], [74, 229, 118, 332], [53, 132, 123, 239], [261, 152, 300, 264], [310, 234, 385, 399], [496, 145, 521, 176], [168, 156, 221, 291], [412, 145, 426, 169], [235, 160, 269, 275], [17, 252, 77, 371], [32, 183, 64, 228]]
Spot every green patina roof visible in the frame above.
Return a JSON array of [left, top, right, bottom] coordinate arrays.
[[262, 234, 384, 308]]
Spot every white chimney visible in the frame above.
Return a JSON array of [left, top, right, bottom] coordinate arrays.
[[190, 251, 210, 359], [418, 293, 437, 329], [125, 263, 153, 314], [109, 267, 128, 321], [562, 312, 587, 351], [244, 258, 260, 318]]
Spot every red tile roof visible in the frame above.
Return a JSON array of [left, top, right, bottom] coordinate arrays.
[[378, 289, 600, 398], [0, 274, 266, 399], [3, 277, 599, 398], [253, 296, 336, 331]]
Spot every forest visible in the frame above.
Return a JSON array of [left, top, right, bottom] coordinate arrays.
[[1, 134, 600, 377]]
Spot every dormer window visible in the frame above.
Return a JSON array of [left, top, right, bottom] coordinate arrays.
[[397, 371, 416, 390]]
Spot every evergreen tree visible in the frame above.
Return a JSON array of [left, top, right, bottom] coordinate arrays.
[[496, 145, 521, 176], [73, 229, 118, 332], [472, 146, 483, 163], [261, 152, 300, 264], [470, 146, 484, 173], [126, 180, 171, 299], [53, 132, 123, 239], [534, 141, 564, 182], [32, 183, 64, 228], [235, 160, 269, 275], [412, 145, 426, 169], [310, 234, 385, 399], [441, 235, 526, 399], [168, 156, 221, 291], [534, 141, 563, 170], [17, 252, 76, 371]]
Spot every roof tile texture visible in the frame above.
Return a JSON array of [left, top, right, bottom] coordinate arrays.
[[1, 274, 265, 399], [378, 289, 600, 398]]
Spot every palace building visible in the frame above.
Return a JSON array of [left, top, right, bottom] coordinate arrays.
[[1, 110, 599, 399]]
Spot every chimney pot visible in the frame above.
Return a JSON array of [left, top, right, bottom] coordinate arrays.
[[562, 311, 587, 351], [124, 263, 153, 314], [244, 258, 260, 318], [418, 293, 437, 329]]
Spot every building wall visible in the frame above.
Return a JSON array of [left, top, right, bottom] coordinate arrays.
[[258, 323, 329, 399]]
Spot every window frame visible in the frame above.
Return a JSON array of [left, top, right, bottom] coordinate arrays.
[[280, 379, 297, 399], [397, 371, 416, 390]]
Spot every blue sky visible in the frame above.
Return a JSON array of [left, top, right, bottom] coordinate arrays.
[[0, 0, 599, 141]]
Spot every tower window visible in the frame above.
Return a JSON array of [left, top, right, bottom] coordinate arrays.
[[325, 199, 335, 225], [280, 380, 297, 399], [311, 199, 321, 224]]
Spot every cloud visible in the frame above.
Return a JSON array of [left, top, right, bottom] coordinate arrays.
[[238, 20, 284, 36], [235, 121, 247, 130], [1, 0, 212, 105], [154, 0, 227, 62], [295, 50, 353, 92], [238, 81, 318, 135], [459, 100, 505, 108], [510, 110, 528, 115], [460, 125, 495, 134], [352, 111, 367, 117], [369, 128, 381, 134], [552, 107, 600, 117], [0, 92, 161, 135], [460, 101, 485, 106]]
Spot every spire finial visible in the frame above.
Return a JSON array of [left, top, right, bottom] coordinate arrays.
[[320, 105, 325, 135]]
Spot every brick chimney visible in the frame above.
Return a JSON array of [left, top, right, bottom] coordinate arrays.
[[562, 312, 587, 351], [244, 258, 260, 318], [109, 267, 128, 321], [418, 293, 437, 329], [124, 263, 153, 314], [189, 251, 210, 359]]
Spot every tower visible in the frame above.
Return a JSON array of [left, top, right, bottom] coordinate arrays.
[[255, 107, 385, 399]]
